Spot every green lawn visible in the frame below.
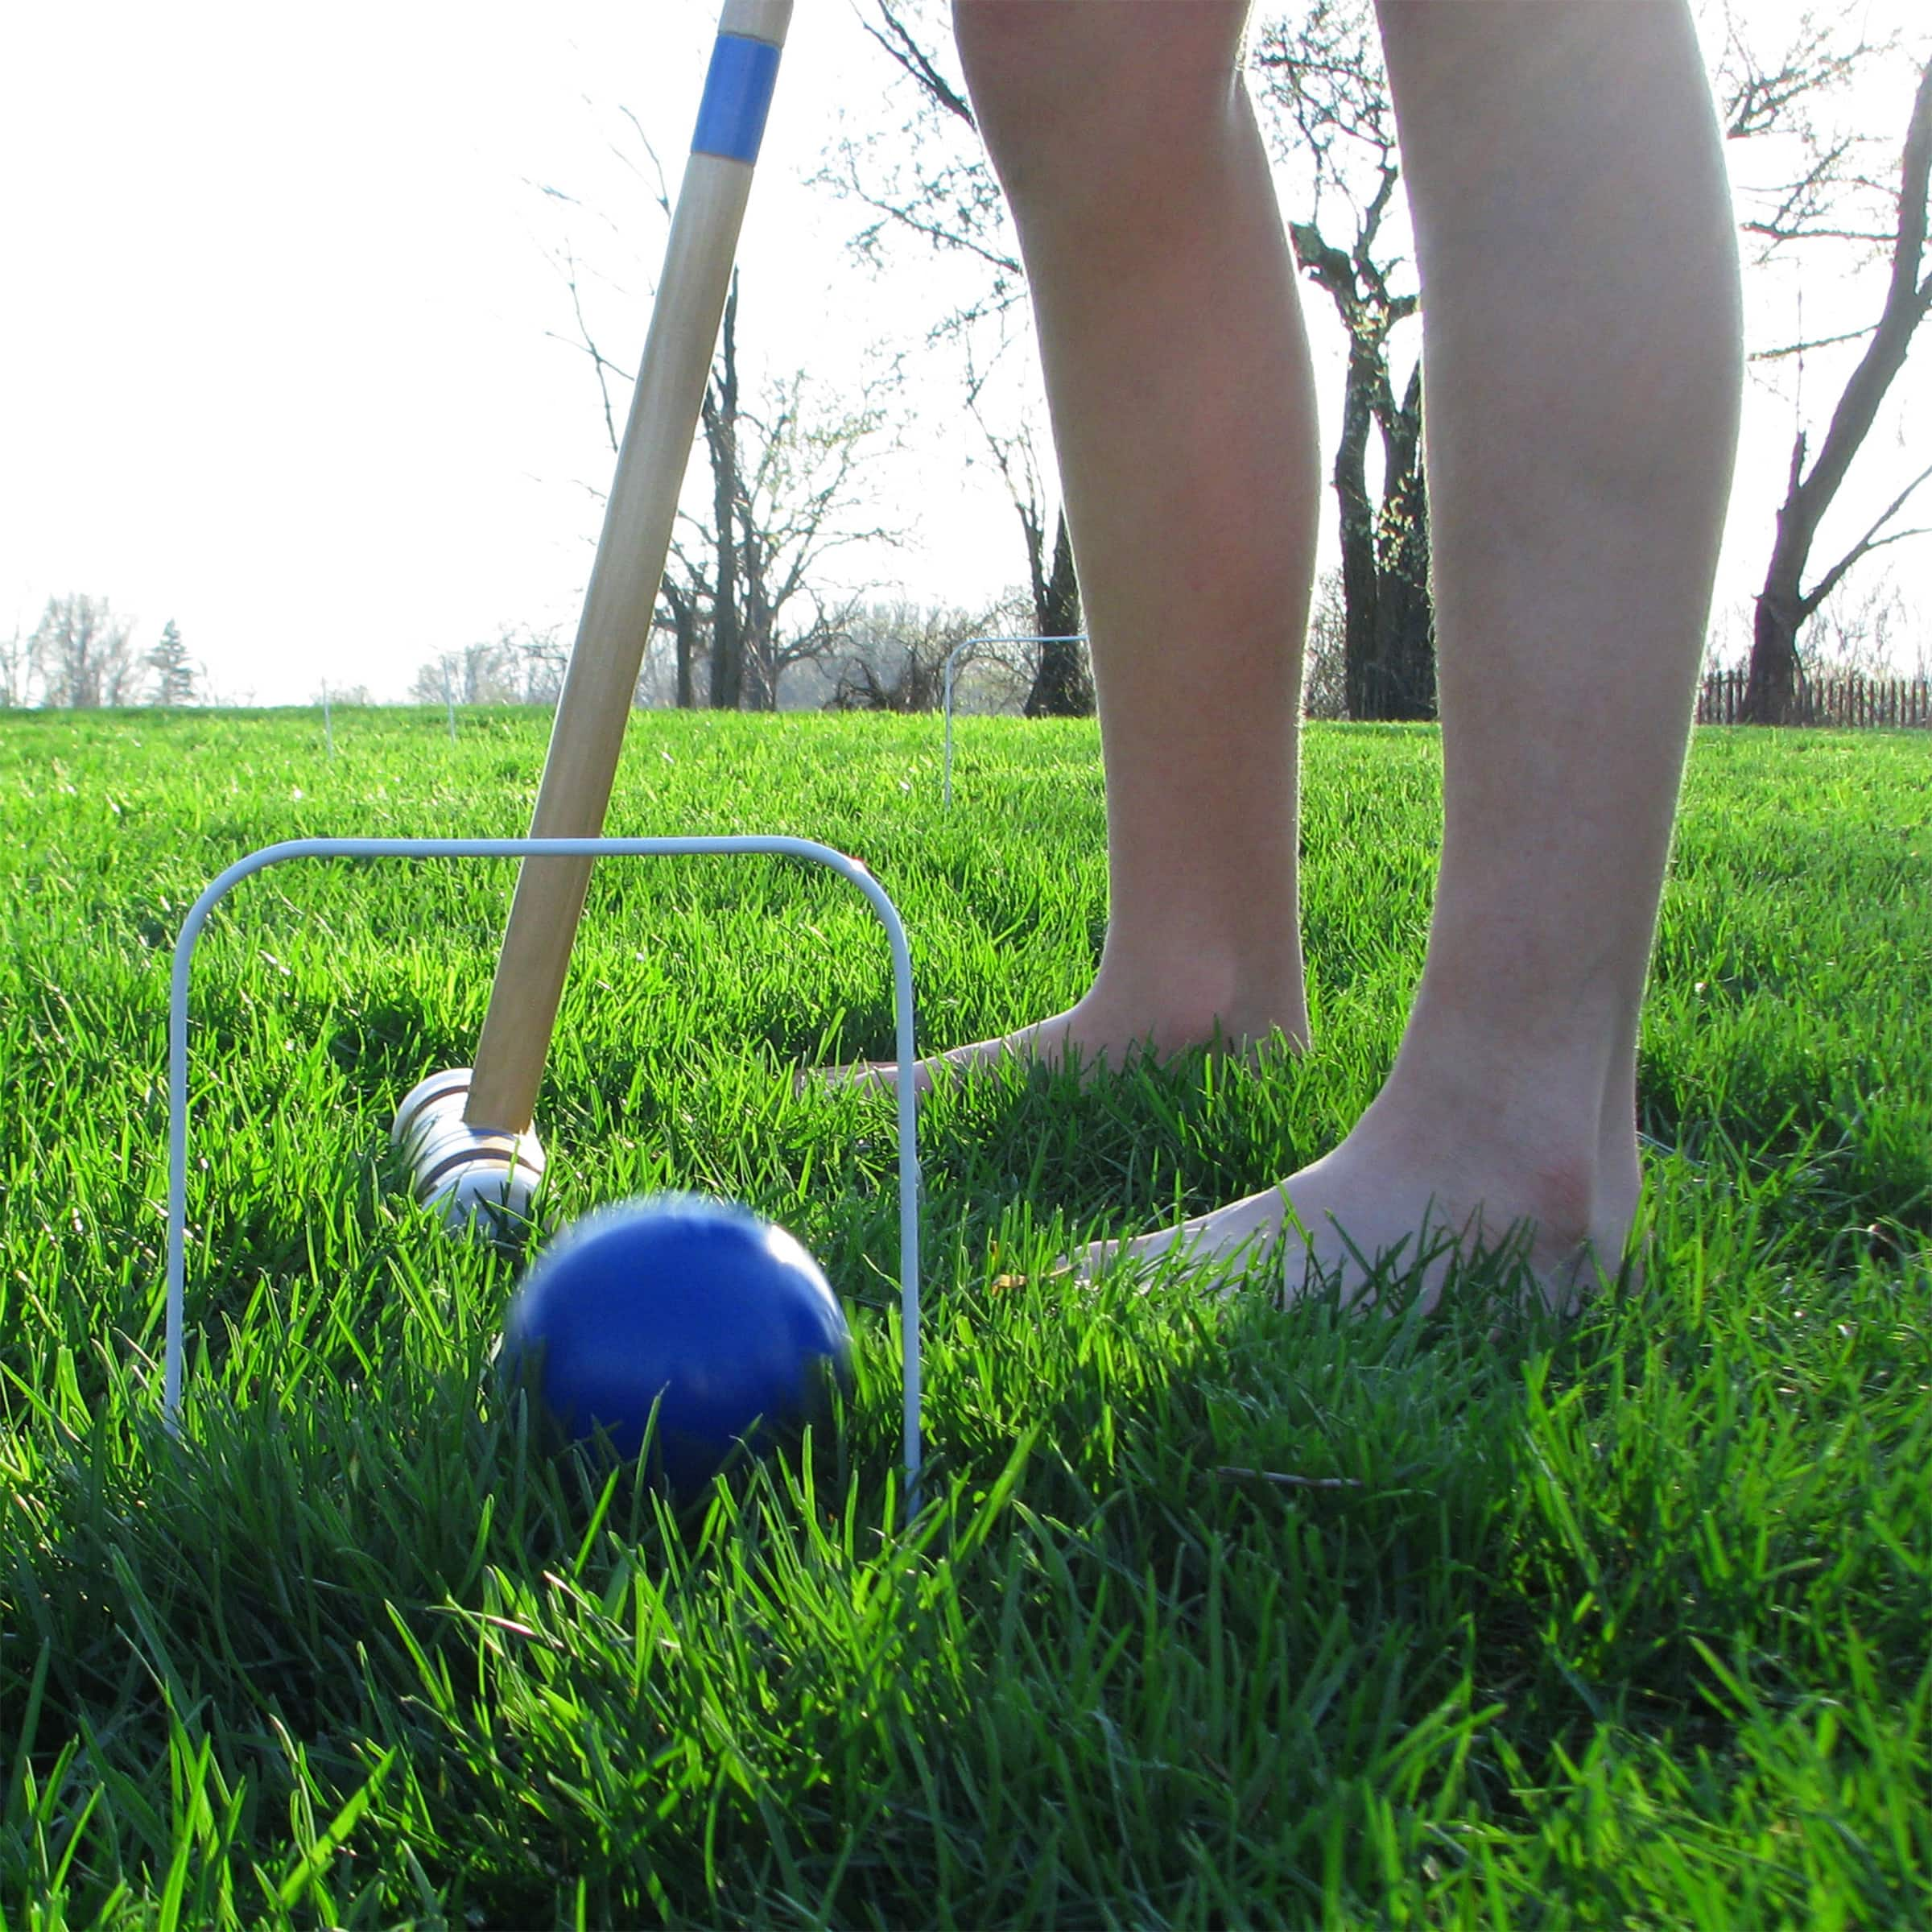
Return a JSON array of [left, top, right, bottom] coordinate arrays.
[[2, 706, 1929, 1928]]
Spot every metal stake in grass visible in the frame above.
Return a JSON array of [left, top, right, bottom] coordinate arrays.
[[403, 1, 792, 1220], [940, 635, 1087, 807]]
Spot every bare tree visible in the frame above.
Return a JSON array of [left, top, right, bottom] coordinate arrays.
[[965, 405, 1088, 715], [408, 626, 566, 708], [1302, 571, 1350, 721], [729, 346, 898, 707], [654, 577, 704, 708], [648, 281, 896, 710], [516, 626, 568, 705], [824, 599, 1006, 712], [411, 640, 515, 708], [1018, 507, 1088, 717], [1253, 0, 1433, 721], [1717, 5, 1901, 262], [821, 2, 1094, 715], [835, 0, 1429, 718], [1803, 572, 1926, 679], [1725, 43, 1932, 722], [30, 594, 140, 708], [552, 155, 898, 712], [0, 625, 34, 708], [831, 1, 1025, 328]]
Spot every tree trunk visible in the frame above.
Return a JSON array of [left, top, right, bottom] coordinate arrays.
[[662, 581, 701, 708], [737, 517, 778, 712], [704, 280, 745, 710], [1335, 334, 1436, 722], [1334, 339, 1383, 722], [1741, 60, 1932, 724], [1743, 442, 1809, 724], [1369, 362, 1435, 720], [1024, 510, 1090, 716]]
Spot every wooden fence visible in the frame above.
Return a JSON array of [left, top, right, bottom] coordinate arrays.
[[1698, 669, 1932, 729]]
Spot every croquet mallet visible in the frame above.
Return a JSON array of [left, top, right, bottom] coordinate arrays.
[[394, 0, 793, 1224]]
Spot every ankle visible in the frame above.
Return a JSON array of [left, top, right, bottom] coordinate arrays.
[[1083, 947, 1309, 1058], [1351, 1076, 1605, 1253]]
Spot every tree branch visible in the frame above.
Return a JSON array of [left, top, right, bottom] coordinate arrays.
[[1751, 324, 1878, 362], [1786, 60, 1932, 539], [861, 2, 976, 129], [548, 250, 626, 457], [617, 108, 673, 217], [1802, 458, 1932, 613]]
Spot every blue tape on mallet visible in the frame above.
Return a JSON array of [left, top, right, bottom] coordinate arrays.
[[691, 34, 781, 163]]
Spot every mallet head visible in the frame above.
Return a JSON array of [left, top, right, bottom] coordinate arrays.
[[392, 1067, 546, 1234]]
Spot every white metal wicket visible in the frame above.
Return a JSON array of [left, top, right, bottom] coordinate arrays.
[[163, 834, 924, 1498], [939, 634, 1088, 807]]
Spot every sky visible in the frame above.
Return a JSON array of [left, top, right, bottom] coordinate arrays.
[[2, 0, 1926, 706]]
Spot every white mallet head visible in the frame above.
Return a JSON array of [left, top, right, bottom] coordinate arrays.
[[391, 1067, 546, 1234]]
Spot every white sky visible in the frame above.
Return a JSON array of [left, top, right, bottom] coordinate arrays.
[[2, 0, 1926, 705]]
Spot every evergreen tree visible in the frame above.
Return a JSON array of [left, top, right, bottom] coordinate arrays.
[[147, 619, 196, 706]]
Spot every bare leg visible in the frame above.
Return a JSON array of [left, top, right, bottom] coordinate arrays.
[[1103, 0, 1743, 1307], [831, 1, 1319, 1093]]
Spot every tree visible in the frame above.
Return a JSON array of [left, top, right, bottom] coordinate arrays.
[[0, 626, 32, 708], [1302, 571, 1351, 720], [1252, 0, 1434, 720], [547, 136, 898, 712], [1725, 41, 1932, 722], [30, 594, 139, 708], [824, 599, 1012, 712], [1719, 5, 1899, 256], [968, 414, 1088, 715], [517, 627, 569, 705], [411, 640, 518, 708], [410, 625, 567, 708], [706, 287, 897, 709], [1020, 510, 1088, 717], [837, 0, 1426, 719], [1802, 572, 1925, 681], [145, 619, 197, 706], [654, 577, 704, 709], [824, 2, 1093, 716]]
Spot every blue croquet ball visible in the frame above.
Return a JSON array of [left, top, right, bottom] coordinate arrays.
[[499, 1195, 852, 1493]]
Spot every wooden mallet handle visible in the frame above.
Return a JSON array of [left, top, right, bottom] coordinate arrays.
[[465, 0, 792, 1133]]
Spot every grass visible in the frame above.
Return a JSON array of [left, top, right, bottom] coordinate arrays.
[[2, 704, 1929, 1928]]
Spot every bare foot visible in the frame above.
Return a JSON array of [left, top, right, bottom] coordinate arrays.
[[810, 979, 1308, 1099], [1081, 1101, 1644, 1319], [811, 1005, 1133, 1100]]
